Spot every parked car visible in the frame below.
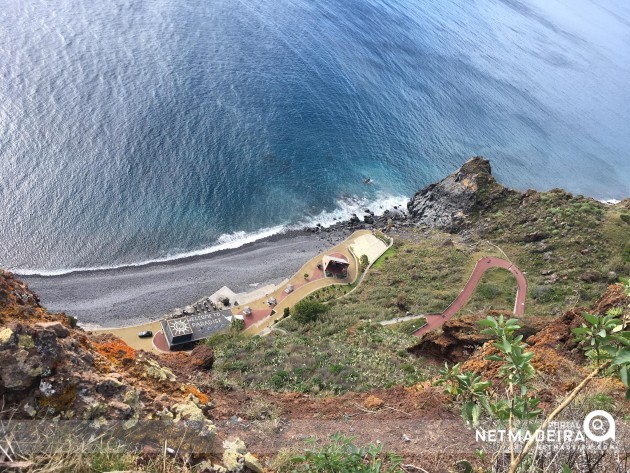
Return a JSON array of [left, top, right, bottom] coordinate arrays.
[[138, 330, 153, 338]]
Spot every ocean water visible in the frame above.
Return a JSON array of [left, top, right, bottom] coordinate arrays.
[[1, 0, 629, 274]]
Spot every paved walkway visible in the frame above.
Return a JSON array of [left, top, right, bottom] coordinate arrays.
[[380, 314, 428, 326], [412, 256, 527, 337], [244, 231, 389, 336], [94, 230, 389, 349]]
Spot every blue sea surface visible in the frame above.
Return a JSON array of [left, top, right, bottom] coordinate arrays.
[[1, 0, 629, 273]]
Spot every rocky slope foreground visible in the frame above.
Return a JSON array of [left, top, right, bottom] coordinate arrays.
[[0, 270, 267, 472], [1, 270, 628, 472]]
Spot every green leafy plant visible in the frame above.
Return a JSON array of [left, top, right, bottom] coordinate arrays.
[[438, 308, 630, 473], [436, 362, 490, 426], [438, 316, 540, 432], [573, 310, 624, 367], [573, 306, 629, 398], [284, 433, 403, 472]]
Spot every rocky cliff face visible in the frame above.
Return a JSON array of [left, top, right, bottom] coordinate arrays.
[[0, 269, 276, 472], [406, 157, 512, 231], [410, 284, 628, 399], [407, 311, 548, 363]]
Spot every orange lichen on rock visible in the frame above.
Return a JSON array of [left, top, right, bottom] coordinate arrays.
[[183, 384, 210, 405], [92, 338, 137, 367]]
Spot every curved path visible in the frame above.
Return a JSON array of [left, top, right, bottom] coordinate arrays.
[[412, 257, 527, 337]]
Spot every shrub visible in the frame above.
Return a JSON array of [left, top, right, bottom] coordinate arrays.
[[359, 254, 369, 272], [394, 293, 408, 310], [283, 307, 290, 318], [281, 433, 402, 472], [231, 318, 245, 332], [293, 300, 328, 324], [270, 370, 291, 390]]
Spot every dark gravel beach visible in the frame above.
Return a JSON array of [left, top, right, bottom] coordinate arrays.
[[21, 229, 352, 328]]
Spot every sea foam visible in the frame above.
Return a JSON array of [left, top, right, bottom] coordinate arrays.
[[13, 193, 408, 277]]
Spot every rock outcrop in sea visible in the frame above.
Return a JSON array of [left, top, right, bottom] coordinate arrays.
[[406, 156, 512, 231]]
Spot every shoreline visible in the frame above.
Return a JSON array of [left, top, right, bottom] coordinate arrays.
[[21, 226, 356, 328]]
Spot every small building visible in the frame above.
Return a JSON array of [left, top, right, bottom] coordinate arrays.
[[160, 309, 232, 350], [322, 253, 349, 278]]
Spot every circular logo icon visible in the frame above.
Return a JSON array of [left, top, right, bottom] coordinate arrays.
[[583, 410, 615, 442]]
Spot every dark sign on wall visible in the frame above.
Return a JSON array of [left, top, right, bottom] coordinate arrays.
[[160, 310, 232, 348]]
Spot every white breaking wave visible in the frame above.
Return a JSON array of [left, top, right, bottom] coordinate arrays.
[[14, 193, 409, 277], [290, 193, 408, 230], [599, 198, 621, 205]]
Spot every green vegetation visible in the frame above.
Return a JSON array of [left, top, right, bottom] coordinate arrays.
[[276, 433, 403, 473], [210, 319, 430, 394], [301, 283, 354, 303], [482, 191, 630, 313], [231, 318, 245, 332], [359, 254, 370, 272], [438, 292, 630, 473], [292, 299, 328, 324], [206, 192, 628, 396], [373, 230, 392, 246], [391, 317, 427, 334]]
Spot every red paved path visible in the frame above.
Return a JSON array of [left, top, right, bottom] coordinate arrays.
[[242, 308, 274, 329], [152, 330, 170, 352], [413, 257, 527, 337]]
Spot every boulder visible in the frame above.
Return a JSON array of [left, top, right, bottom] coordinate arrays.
[[579, 270, 603, 283], [223, 438, 247, 454], [222, 449, 242, 472], [35, 322, 70, 338], [0, 326, 62, 391], [171, 400, 216, 436], [243, 453, 264, 473], [191, 345, 215, 371]]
